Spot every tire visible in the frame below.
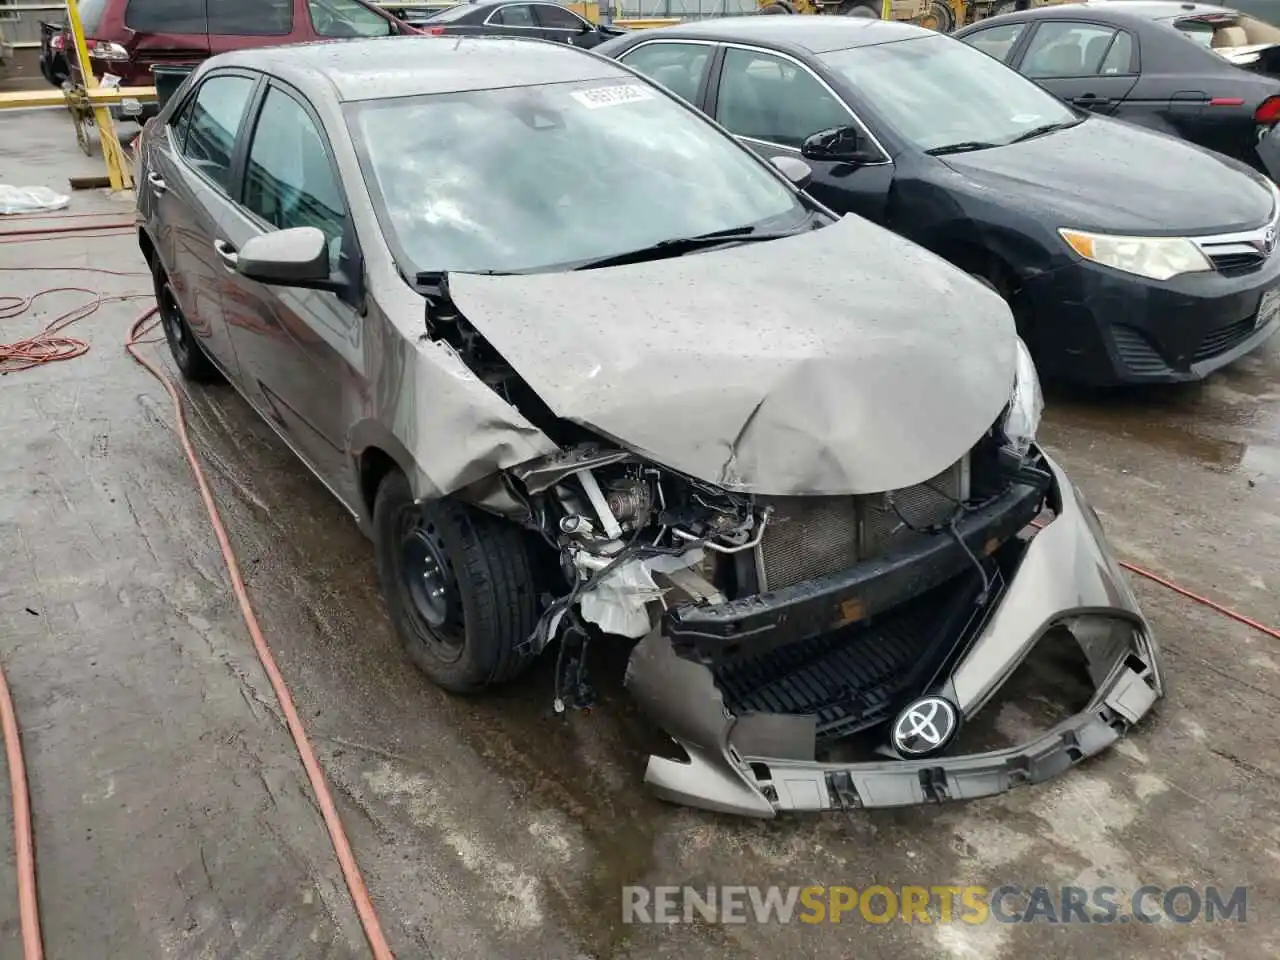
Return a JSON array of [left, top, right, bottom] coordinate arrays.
[[152, 261, 220, 383], [373, 471, 539, 694], [842, 2, 880, 17], [759, 1, 794, 12], [927, 0, 956, 31]]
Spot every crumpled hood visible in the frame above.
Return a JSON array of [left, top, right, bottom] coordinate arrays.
[[448, 216, 1016, 497], [942, 115, 1274, 235]]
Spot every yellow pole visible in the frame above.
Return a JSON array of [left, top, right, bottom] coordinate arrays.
[[881, 0, 891, 17], [65, 0, 132, 191]]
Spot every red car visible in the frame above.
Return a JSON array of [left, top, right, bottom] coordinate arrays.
[[69, 0, 418, 116]]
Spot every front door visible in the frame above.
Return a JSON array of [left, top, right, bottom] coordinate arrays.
[[218, 82, 363, 500], [1014, 20, 1139, 115], [708, 45, 894, 223], [532, 3, 597, 46]]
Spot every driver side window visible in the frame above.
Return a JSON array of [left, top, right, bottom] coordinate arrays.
[[714, 47, 851, 149], [242, 87, 348, 272], [307, 0, 395, 37]]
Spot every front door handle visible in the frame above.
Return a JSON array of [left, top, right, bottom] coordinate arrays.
[[213, 239, 239, 270], [146, 171, 168, 193], [1073, 94, 1111, 107]]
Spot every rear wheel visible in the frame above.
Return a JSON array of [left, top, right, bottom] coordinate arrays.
[[841, 1, 881, 17], [152, 262, 220, 382], [373, 471, 539, 693]]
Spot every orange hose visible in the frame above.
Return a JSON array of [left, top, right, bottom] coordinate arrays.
[[0, 663, 42, 960], [126, 309, 396, 960]]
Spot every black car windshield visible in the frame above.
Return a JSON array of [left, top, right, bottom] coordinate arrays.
[[819, 35, 1079, 154], [345, 79, 806, 275]]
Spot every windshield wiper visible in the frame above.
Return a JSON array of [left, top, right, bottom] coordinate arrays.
[[572, 224, 799, 271], [925, 140, 1001, 156], [1008, 119, 1083, 144]]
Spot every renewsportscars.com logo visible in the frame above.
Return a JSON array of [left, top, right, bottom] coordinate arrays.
[[621, 884, 1248, 926]]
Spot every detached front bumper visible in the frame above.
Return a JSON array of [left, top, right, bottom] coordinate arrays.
[[624, 457, 1164, 817]]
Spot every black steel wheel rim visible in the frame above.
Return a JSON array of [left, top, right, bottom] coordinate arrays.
[[159, 280, 191, 367], [397, 510, 465, 661]]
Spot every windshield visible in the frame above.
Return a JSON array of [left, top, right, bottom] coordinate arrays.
[[346, 79, 806, 275], [1167, 13, 1280, 49], [819, 35, 1078, 154]]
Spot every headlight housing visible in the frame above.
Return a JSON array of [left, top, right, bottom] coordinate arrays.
[[1059, 228, 1212, 282], [1002, 337, 1042, 458]]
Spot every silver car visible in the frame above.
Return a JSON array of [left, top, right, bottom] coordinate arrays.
[[135, 35, 1162, 817]]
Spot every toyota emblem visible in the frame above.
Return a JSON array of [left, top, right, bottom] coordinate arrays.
[[891, 696, 959, 758]]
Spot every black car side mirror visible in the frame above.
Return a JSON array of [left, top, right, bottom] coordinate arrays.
[[802, 125, 878, 165], [237, 227, 335, 290]]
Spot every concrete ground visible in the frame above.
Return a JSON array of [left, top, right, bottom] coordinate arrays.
[[1, 107, 1278, 960]]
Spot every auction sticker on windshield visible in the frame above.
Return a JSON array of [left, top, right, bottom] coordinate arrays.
[[571, 84, 655, 109]]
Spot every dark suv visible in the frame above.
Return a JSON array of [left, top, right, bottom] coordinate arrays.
[[64, 0, 415, 116]]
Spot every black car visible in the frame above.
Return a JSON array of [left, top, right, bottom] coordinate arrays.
[[955, 2, 1280, 179], [597, 17, 1280, 385], [408, 0, 627, 47]]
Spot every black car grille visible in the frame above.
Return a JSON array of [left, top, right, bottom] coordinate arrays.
[[1208, 250, 1268, 277], [754, 459, 966, 591], [1111, 325, 1173, 376], [713, 570, 997, 745], [1194, 315, 1257, 362]]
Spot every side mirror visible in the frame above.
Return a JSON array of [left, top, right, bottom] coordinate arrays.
[[770, 155, 813, 190], [801, 125, 878, 165], [237, 226, 333, 289]]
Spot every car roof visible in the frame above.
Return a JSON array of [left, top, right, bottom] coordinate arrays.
[[210, 35, 623, 102], [630, 15, 936, 53], [999, 1, 1242, 21]]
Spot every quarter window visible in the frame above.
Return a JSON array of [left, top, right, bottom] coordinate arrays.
[[490, 4, 536, 26], [619, 42, 711, 104], [1022, 22, 1132, 78], [714, 48, 851, 149], [243, 88, 347, 268], [180, 74, 256, 193], [961, 22, 1028, 63]]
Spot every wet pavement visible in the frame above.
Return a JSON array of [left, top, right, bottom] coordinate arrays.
[[2, 108, 1279, 959]]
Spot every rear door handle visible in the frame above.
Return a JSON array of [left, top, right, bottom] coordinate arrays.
[[146, 171, 168, 193], [213, 239, 239, 270]]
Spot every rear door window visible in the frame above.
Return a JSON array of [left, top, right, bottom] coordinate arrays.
[[124, 0, 207, 33], [960, 22, 1028, 64], [714, 47, 852, 149], [180, 73, 257, 193], [618, 41, 712, 104], [308, 0, 397, 37], [207, 0, 293, 35], [489, 4, 537, 26], [1021, 22, 1131, 78]]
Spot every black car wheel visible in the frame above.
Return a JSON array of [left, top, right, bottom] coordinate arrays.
[[152, 263, 220, 382], [373, 471, 539, 694]]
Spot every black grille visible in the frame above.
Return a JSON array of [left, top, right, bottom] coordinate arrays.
[[1194, 316, 1257, 362], [714, 572, 995, 745], [1208, 251, 1267, 276], [1111, 325, 1173, 376]]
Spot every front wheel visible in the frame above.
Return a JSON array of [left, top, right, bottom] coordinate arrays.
[[373, 471, 539, 694]]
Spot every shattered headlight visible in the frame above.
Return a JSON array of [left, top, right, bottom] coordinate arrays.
[[1058, 228, 1212, 282], [1002, 337, 1042, 458]]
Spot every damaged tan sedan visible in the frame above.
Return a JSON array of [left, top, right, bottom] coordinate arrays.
[[136, 36, 1163, 817]]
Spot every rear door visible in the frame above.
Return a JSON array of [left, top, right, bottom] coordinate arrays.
[[205, 0, 296, 56], [707, 44, 895, 222], [532, 3, 597, 46], [218, 80, 363, 501], [145, 69, 261, 380], [1011, 20, 1140, 115], [118, 0, 210, 81]]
